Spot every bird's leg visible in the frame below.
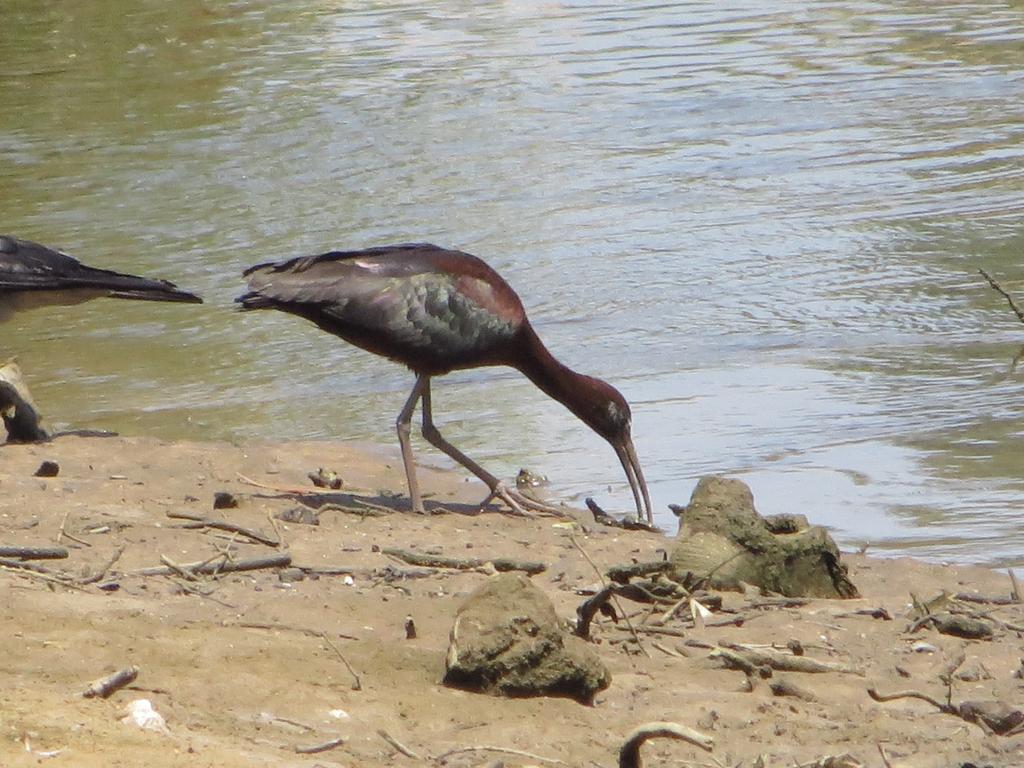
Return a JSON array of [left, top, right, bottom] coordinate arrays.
[[396, 375, 430, 513], [419, 382, 564, 517]]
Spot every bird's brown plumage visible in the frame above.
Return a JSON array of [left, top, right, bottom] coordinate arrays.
[[239, 243, 652, 521]]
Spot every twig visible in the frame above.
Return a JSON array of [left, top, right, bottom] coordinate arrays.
[[294, 736, 345, 754], [714, 643, 863, 675], [238, 472, 375, 497], [0, 557, 63, 574], [237, 473, 317, 495], [569, 533, 648, 657], [0, 559, 90, 591], [651, 642, 683, 658], [320, 502, 387, 518], [433, 745, 571, 766], [320, 632, 361, 691], [82, 666, 139, 698], [607, 561, 674, 584], [160, 555, 200, 581], [0, 546, 68, 560], [619, 722, 714, 768], [980, 268, 1024, 324], [769, 676, 819, 702], [130, 553, 291, 577], [378, 729, 420, 758], [56, 510, 92, 548], [77, 545, 125, 585], [381, 547, 546, 575], [1010, 569, 1022, 603], [166, 511, 279, 547], [877, 743, 894, 768], [954, 592, 1018, 606]]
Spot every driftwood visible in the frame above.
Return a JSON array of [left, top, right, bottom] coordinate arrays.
[[131, 553, 291, 577], [607, 561, 674, 584], [586, 498, 660, 532], [433, 745, 570, 766], [577, 584, 632, 639], [77, 546, 126, 586], [769, 676, 820, 702], [618, 722, 713, 768], [294, 736, 345, 755], [0, 546, 68, 560], [166, 511, 279, 547], [381, 547, 545, 575], [712, 643, 864, 676], [377, 729, 420, 759], [82, 666, 139, 698], [0, 557, 63, 575], [868, 687, 1024, 735]]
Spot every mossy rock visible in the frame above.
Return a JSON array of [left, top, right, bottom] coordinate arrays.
[[443, 573, 610, 703], [670, 476, 858, 599]]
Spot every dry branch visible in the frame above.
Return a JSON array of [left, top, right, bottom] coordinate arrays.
[[713, 643, 863, 675], [433, 745, 571, 766], [378, 729, 420, 759], [0, 545, 68, 560], [294, 736, 345, 754], [607, 560, 674, 584], [575, 583, 677, 639], [320, 632, 361, 691], [980, 268, 1024, 325], [166, 511, 279, 547], [77, 546, 125, 585], [868, 687, 1024, 735], [769, 676, 820, 702], [381, 546, 545, 575], [618, 722, 714, 768], [130, 553, 291, 577], [82, 665, 139, 698], [569, 533, 648, 657]]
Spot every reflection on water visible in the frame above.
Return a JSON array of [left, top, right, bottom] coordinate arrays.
[[2, 0, 1024, 564]]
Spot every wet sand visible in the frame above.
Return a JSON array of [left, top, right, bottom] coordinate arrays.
[[2, 435, 1021, 767]]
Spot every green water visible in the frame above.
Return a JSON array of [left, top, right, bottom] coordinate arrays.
[[3, 0, 1024, 563]]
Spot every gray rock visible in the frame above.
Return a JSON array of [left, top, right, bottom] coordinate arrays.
[[670, 476, 858, 599]]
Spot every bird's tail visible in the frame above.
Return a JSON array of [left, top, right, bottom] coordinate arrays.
[[106, 281, 202, 304], [234, 291, 276, 310], [60, 265, 202, 303]]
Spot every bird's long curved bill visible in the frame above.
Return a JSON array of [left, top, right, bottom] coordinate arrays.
[[616, 438, 653, 524]]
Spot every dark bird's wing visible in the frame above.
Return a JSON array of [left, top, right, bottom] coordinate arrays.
[[238, 243, 525, 373], [0, 235, 203, 311]]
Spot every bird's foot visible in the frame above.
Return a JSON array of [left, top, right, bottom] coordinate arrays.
[[480, 482, 566, 517]]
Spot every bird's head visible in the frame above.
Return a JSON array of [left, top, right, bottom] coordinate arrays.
[[575, 376, 653, 524]]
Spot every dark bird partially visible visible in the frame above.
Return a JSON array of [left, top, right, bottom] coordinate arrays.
[[0, 235, 202, 320], [237, 242, 652, 521]]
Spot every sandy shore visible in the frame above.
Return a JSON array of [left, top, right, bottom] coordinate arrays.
[[2, 435, 1022, 767]]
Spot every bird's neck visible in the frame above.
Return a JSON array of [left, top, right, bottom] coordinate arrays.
[[512, 325, 596, 423]]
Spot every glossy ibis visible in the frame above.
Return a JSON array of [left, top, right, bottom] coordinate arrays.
[[238, 243, 652, 521], [0, 235, 202, 320]]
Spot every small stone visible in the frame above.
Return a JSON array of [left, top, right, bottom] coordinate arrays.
[[34, 460, 60, 478], [213, 491, 238, 509]]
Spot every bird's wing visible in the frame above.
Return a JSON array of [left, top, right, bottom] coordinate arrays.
[[239, 245, 524, 362], [0, 235, 202, 303]]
